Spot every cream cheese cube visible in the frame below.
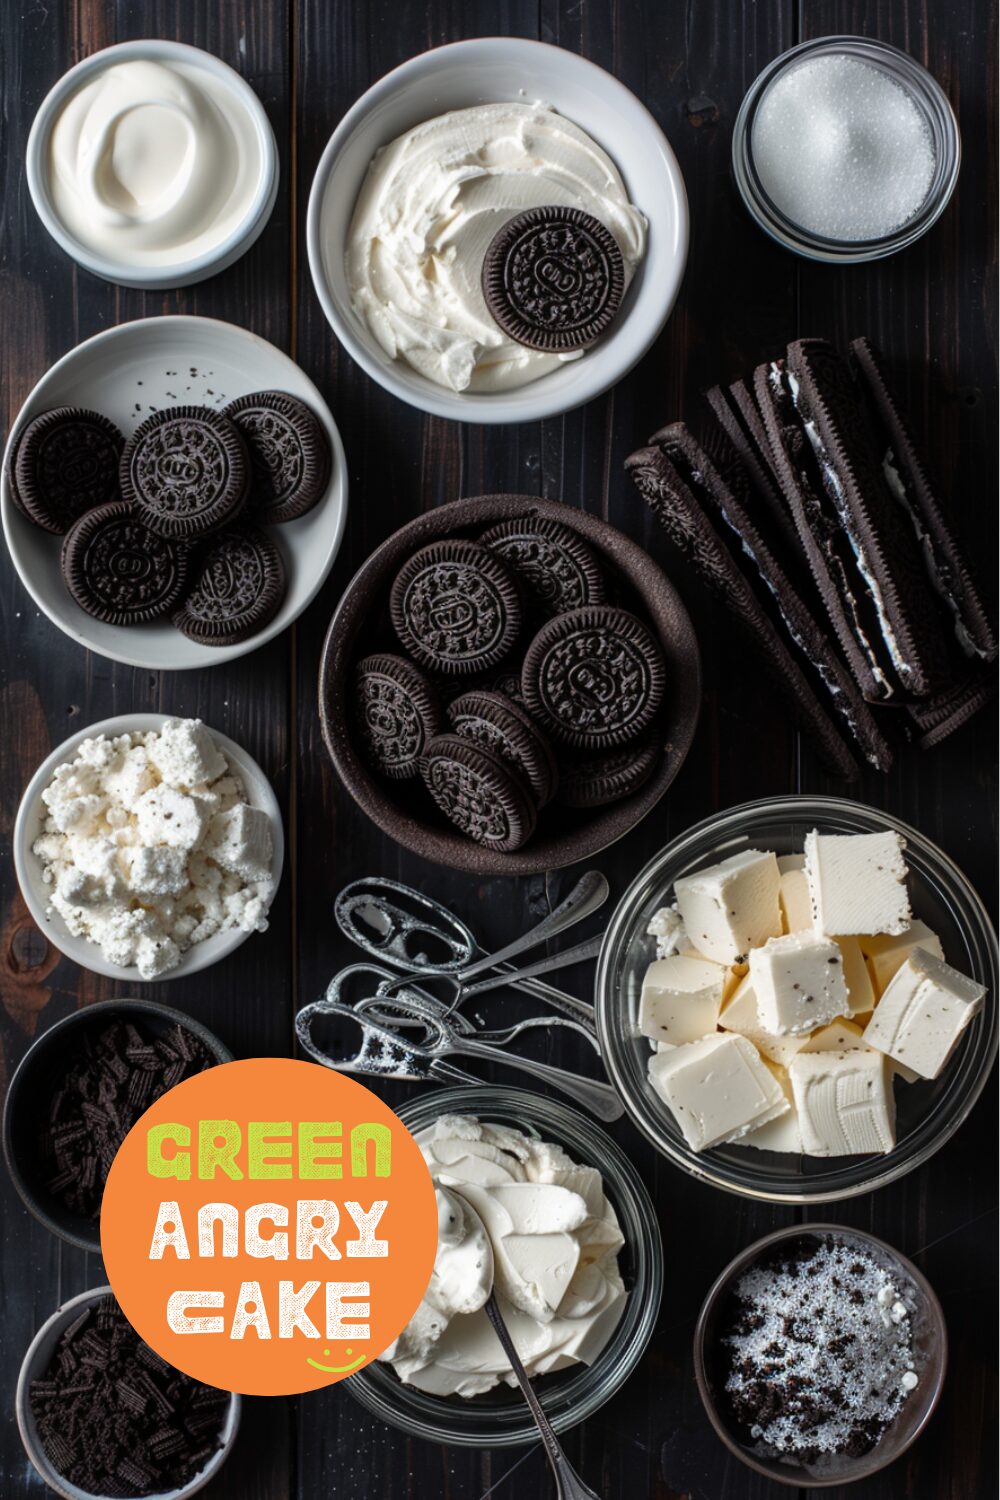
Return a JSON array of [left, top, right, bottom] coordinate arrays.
[[863, 948, 985, 1080], [134, 784, 211, 851], [673, 850, 781, 965], [835, 935, 877, 1015], [779, 868, 812, 934], [719, 976, 808, 1068], [788, 1047, 896, 1155], [748, 932, 849, 1036], [648, 1032, 789, 1151], [799, 1017, 865, 1054], [739, 1060, 804, 1153], [206, 803, 274, 883], [804, 829, 911, 936], [638, 956, 727, 1046], [148, 718, 228, 790], [860, 920, 944, 994]]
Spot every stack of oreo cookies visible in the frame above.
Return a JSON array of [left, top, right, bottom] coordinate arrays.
[[354, 515, 668, 851], [627, 336, 996, 777], [6, 390, 331, 645]]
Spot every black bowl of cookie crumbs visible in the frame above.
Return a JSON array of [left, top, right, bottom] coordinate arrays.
[[694, 1225, 947, 1487]]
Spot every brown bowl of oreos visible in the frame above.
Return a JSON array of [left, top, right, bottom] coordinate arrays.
[[319, 494, 701, 873]]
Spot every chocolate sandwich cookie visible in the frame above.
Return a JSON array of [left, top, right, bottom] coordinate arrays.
[[173, 525, 286, 645], [907, 673, 998, 750], [356, 653, 443, 779], [557, 736, 661, 808], [447, 689, 558, 807], [225, 390, 330, 523], [120, 405, 249, 540], [10, 407, 123, 533], [481, 206, 625, 352], [521, 606, 665, 750], [479, 516, 607, 616], [704, 381, 806, 569], [390, 539, 522, 675], [419, 733, 537, 851], [61, 501, 189, 626]]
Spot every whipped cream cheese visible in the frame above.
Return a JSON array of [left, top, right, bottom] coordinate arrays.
[[381, 1115, 627, 1397], [346, 103, 647, 393], [48, 57, 264, 268]]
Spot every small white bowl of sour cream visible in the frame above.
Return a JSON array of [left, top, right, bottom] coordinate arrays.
[[26, 39, 278, 289]]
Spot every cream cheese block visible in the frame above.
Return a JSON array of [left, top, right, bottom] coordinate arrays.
[[863, 947, 985, 1080], [788, 1046, 896, 1155], [804, 830, 911, 936], [748, 931, 849, 1035], [861, 920, 944, 993], [647, 1032, 789, 1151], [673, 850, 781, 965], [719, 976, 809, 1068], [638, 955, 727, 1047]]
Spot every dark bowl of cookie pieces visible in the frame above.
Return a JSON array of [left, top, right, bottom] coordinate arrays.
[[3, 999, 231, 1254], [319, 494, 701, 874], [693, 1224, 947, 1488]]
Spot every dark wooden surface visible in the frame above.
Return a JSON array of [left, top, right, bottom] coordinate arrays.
[[1, 3, 996, 1497]]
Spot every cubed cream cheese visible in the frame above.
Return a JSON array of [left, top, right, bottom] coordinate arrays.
[[804, 829, 911, 936], [788, 1046, 896, 1156], [748, 931, 849, 1035], [205, 803, 274, 883], [647, 1032, 789, 1151], [863, 947, 985, 1080], [134, 784, 211, 851], [835, 935, 877, 1015], [673, 849, 781, 964], [860, 920, 944, 994], [799, 1017, 865, 1054], [739, 1059, 804, 1153], [779, 867, 813, 934], [638, 955, 727, 1047], [719, 976, 809, 1068], [147, 717, 228, 789]]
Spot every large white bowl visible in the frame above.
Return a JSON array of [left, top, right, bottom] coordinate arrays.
[[1, 315, 348, 670], [306, 38, 688, 424], [13, 713, 285, 984]]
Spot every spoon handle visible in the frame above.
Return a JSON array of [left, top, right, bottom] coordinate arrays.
[[458, 934, 603, 998], [451, 1031, 622, 1121], [455, 871, 608, 982]]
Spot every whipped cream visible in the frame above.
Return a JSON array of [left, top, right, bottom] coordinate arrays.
[[346, 102, 647, 393], [48, 58, 263, 268], [381, 1115, 627, 1397]]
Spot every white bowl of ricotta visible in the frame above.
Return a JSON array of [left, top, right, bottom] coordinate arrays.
[[13, 714, 284, 984], [306, 38, 688, 423]]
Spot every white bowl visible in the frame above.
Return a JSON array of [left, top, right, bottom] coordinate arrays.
[[306, 38, 688, 424], [26, 39, 279, 289], [1, 315, 348, 670], [13, 713, 285, 984]]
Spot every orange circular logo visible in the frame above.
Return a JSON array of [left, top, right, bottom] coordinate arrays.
[[101, 1058, 437, 1396]]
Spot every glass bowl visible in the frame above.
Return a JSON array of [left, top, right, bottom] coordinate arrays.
[[732, 36, 961, 263], [595, 795, 997, 1203], [343, 1085, 663, 1447]]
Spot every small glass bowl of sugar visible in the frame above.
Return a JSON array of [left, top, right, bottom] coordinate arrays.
[[732, 36, 960, 263]]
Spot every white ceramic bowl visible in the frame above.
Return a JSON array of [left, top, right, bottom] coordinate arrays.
[[1, 315, 348, 670], [26, 39, 279, 289], [306, 38, 688, 423], [13, 713, 284, 983]]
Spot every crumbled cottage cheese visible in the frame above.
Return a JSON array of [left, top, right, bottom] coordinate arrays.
[[33, 719, 275, 979]]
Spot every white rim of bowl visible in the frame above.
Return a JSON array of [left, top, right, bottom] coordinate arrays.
[[0, 314, 349, 671], [305, 37, 689, 424], [26, 39, 279, 289], [12, 713, 285, 984]]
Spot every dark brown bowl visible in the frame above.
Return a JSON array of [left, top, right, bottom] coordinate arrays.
[[693, 1223, 948, 1488], [318, 494, 701, 874]]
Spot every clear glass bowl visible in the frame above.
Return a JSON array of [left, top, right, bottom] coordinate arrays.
[[732, 36, 961, 263], [343, 1085, 663, 1447], [595, 795, 997, 1203]]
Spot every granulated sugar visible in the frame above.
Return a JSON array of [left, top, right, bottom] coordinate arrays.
[[751, 55, 935, 242], [721, 1239, 918, 1459]]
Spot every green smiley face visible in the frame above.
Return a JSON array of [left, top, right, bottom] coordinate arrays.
[[306, 1346, 367, 1374]]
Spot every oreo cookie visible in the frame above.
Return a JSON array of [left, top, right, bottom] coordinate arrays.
[[356, 654, 443, 780], [419, 733, 536, 851], [557, 737, 660, 808], [61, 501, 189, 626], [173, 526, 286, 645], [479, 516, 607, 616], [224, 390, 330, 524], [120, 405, 249, 540], [481, 206, 625, 352], [10, 407, 123, 534], [390, 540, 522, 676], [521, 606, 666, 750], [447, 689, 558, 808]]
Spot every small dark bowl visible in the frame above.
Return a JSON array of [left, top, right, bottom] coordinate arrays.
[[319, 493, 701, 874], [694, 1223, 947, 1487], [3, 998, 231, 1253]]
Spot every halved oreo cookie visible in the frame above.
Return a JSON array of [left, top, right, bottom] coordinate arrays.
[[479, 517, 607, 616], [356, 654, 443, 780], [481, 206, 625, 352], [11, 407, 123, 534], [61, 501, 188, 626], [447, 689, 558, 808], [419, 733, 536, 851], [173, 526, 285, 645], [390, 540, 522, 676], [522, 606, 666, 750], [224, 390, 330, 524], [120, 406, 249, 541], [557, 737, 661, 808]]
